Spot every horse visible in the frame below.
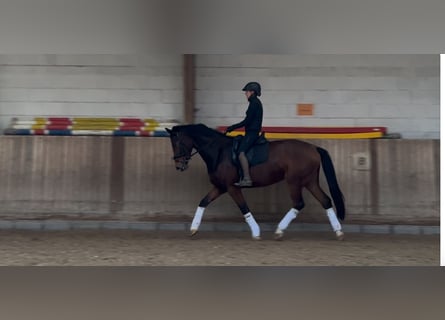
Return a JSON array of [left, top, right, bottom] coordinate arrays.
[[166, 124, 345, 241]]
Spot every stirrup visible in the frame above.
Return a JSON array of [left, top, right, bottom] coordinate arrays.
[[234, 179, 253, 187]]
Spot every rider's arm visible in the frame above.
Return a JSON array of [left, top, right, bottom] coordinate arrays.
[[227, 103, 254, 132]]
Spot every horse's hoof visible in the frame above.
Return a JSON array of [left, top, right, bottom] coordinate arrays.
[[274, 229, 284, 241], [190, 229, 198, 237], [252, 236, 262, 241], [336, 230, 345, 241], [274, 233, 284, 241]]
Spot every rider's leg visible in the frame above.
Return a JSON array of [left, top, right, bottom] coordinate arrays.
[[238, 152, 252, 182], [234, 134, 256, 187]]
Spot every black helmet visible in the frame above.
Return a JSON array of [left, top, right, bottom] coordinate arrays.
[[242, 82, 261, 96]]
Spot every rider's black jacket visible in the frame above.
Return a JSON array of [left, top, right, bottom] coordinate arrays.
[[227, 95, 263, 134]]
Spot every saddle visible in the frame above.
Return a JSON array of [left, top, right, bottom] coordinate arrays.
[[231, 133, 269, 173]]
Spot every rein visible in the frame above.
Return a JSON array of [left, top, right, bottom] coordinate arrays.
[[172, 135, 218, 161], [170, 126, 230, 173], [172, 147, 199, 160]]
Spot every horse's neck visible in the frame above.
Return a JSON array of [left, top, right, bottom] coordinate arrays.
[[193, 134, 221, 154], [191, 132, 228, 166]]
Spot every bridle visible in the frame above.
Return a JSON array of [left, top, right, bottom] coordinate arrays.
[[171, 131, 214, 170], [172, 142, 198, 161], [171, 133, 199, 170]]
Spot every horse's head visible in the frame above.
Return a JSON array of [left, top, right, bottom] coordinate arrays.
[[166, 127, 194, 171]]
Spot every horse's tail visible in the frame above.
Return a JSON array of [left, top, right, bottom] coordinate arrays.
[[316, 147, 345, 220]]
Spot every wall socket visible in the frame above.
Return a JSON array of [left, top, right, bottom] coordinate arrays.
[[352, 152, 371, 170]]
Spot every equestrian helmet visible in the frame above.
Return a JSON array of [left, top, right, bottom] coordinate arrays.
[[242, 82, 261, 96]]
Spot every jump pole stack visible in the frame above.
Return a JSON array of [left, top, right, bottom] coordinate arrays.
[[5, 117, 177, 137]]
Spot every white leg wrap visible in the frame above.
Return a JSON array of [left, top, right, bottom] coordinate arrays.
[[277, 208, 299, 232], [191, 206, 205, 231], [244, 212, 260, 237], [326, 207, 342, 232]]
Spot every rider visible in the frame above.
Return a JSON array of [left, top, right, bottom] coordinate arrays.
[[225, 82, 263, 187]]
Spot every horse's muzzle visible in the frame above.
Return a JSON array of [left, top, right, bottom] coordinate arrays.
[[175, 160, 189, 171]]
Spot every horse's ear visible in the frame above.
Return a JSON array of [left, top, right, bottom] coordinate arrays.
[[165, 128, 172, 134]]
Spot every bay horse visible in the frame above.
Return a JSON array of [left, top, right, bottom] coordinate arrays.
[[166, 124, 345, 240]]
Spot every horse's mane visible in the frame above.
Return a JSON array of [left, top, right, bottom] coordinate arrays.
[[172, 123, 230, 140]]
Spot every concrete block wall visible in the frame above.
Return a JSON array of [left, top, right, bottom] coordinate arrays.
[[0, 54, 183, 130], [195, 54, 439, 139]]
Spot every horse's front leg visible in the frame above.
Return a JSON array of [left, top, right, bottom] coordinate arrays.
[[227, 186, 261, 240], [190, 187, 225, 237]]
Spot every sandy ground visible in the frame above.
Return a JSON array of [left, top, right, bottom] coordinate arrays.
[[0, 229, 439, 266]]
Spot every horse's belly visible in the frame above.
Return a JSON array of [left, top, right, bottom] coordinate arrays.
[[251, 164, 284, 187]]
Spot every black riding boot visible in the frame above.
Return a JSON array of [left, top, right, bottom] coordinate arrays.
[[235, 152, 252, 187]]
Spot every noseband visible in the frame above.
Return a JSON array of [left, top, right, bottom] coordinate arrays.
[[172, 138, 198, 162]]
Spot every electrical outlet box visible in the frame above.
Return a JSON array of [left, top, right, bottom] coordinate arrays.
[[352, 152, 371, 170]]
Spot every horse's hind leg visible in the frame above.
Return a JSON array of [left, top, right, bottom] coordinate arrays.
[[275, 182, 304, 240], [306, 179, 344, 240], [190, 187, 225, 237], [227, 186, 261, 240]]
